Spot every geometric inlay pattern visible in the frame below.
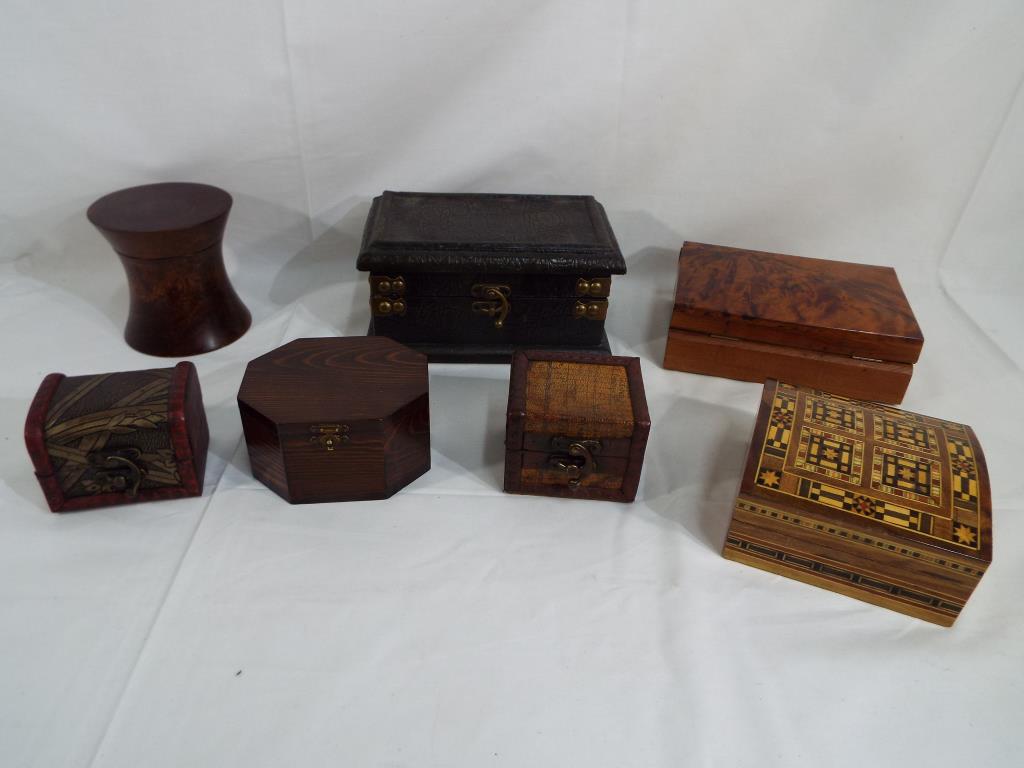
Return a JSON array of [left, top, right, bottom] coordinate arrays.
[[753, 382, 986, 551], [870, 446, 942, 508], [806, 398, 864, 434], [873, 415, 938, 455], [794, 427, 863, 483]]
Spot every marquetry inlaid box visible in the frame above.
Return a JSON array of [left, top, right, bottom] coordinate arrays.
[[504, 350, 651, 502], [664, 242, 924, 403], [724, 380, 992, 626], [357, 191, 627, 362], [25, 362, 208, 512]]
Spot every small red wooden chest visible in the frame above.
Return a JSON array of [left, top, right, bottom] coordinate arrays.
[[25, 362, 208, 512]]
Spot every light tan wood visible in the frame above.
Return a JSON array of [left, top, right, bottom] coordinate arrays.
[[663, 328, 912, 404]]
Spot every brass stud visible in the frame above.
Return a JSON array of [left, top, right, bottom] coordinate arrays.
[[392, 299, 406, 314], [378, 279, 392, 294], [392, 277, 405, 293], [377, 299, 392, 315]]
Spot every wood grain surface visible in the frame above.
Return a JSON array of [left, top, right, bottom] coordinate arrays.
[[87, 182, 251, 356], [671, 241, 924, 363], [664, 328, 913, 404], [237, 337, 430, 503]]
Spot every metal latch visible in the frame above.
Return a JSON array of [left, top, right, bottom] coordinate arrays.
[[310, 424, 350, 451], [471, 284, 511, 328], [548, 438, 601, 488]]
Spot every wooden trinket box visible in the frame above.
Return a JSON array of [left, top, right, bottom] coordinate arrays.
[[237, 337, 430, 503], [25, 362, 208, 512], [725, 380, 992, 626], [504, 350, 650, 502], [357, 191, 627, 363], [664, 242, 924, 403]]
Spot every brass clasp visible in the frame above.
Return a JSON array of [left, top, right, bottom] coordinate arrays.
[[310, 424, 349, 451], [87, 448, 146, 497], [471, 284, 511, 328], [548, 438, 601, 488]]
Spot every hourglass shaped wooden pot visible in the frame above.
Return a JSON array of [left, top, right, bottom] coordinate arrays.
[[87, 182, 251, 356]]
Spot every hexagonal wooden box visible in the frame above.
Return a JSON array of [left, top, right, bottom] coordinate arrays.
[[237, 337, 430, 503]]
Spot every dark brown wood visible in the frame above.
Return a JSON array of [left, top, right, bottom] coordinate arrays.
[[664, 328, 913, 403], [237, 337, 430, 504], [723, 380, 991, 626], [664, 242, 923, 403], [357, 192, 626, 363], [87, 182, 251, 356], [504, 349, 650, 502], [24, 362, 208, 512]]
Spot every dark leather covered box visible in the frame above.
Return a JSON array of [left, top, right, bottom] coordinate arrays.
[[24, 362, 208, 512], [357, 191, 627, 362]]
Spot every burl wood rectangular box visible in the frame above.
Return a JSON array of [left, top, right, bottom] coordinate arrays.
[[504, 350, 650, 502], [357, 191, 627, 363], [724, 380, 992, 626], [664, 242, 924, 403], [24, 362, 208, 512]]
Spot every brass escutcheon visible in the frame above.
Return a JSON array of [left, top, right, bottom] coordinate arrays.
[[310, 424, 350, 451], [471, 284, 511, 328]]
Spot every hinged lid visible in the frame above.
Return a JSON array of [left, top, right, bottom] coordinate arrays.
[[237, 337, 427, 426], [357, 192, 626, 275], [671, 242, 924, 364], [506, 350, 650, 451], [743, 380, 991, 564]]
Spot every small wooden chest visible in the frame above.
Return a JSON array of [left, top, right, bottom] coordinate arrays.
[[237, 337, 430, 503], [25, 362, 208, 512], [504, 350, 650, 502], [357, 191, 627, 363], [724, 380, 992, 626], [664, 242, 924, 403]]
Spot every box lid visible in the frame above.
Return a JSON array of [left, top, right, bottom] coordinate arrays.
[[357, 192, 626, 275], [505, 350, 649, 450], [742, 380, 992, 564], [237, 337, 427, 425], [672, 242, 924, 364]]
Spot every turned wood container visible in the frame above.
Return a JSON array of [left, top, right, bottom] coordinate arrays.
[[87, 182, 251, 356]]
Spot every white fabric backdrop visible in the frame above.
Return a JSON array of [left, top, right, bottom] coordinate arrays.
[[2, 2, 1023, 766]]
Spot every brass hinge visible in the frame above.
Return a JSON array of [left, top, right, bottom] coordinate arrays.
[[370, 275, 406, 317], [573, 299, 608, 321], [310, 424, 349, 451], [575, 277, 611, 298], [471, 283, 511, 328]]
